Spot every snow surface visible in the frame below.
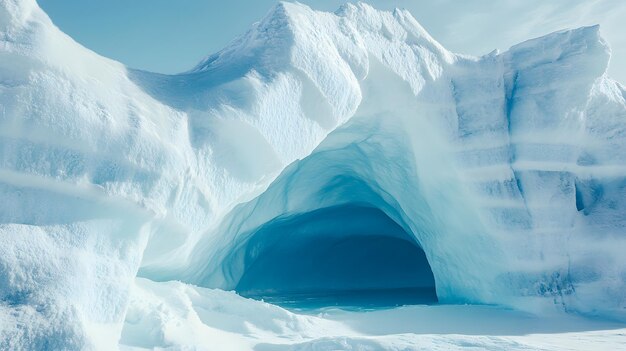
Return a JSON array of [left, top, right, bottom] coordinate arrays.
[[1, 0, 626, 349], [119, 277, 626, 351]]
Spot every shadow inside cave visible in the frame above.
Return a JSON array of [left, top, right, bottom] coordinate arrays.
[[234, 205, 438, 310]]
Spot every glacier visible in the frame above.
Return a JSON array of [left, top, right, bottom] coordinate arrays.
[[0, 0, 625, 350]]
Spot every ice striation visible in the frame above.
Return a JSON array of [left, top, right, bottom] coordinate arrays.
[[0, 0, 625, 349]]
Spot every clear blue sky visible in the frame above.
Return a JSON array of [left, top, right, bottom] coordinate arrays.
[[38, 0, 625, 82]]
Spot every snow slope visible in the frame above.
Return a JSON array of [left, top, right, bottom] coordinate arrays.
[[0, 0, 625, 349]]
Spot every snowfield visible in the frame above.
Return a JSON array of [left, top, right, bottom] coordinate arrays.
[[0, 0, 625, 349], [118, 278, 626, 351]]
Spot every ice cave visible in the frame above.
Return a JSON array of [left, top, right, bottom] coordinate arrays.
[[203, 135, 448, 308], [233, 204, 438, 307], [1, 0, 626, 350]]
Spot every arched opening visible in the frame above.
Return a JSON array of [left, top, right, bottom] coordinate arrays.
[[234, 204, 437, 309]]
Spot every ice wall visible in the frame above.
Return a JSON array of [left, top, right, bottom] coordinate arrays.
[[1, 0, 625, 348]]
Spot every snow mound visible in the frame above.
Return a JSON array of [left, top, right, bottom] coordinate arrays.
[[1, 0, 625, 349]]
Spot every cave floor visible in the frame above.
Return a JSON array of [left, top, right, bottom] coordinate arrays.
[[240, 287, 438, 311]]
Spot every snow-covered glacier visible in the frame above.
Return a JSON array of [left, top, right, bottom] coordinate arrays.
[[1, 0, 625, 350]]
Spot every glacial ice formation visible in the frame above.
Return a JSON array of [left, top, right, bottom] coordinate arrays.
[[0, 0, 625, 349]]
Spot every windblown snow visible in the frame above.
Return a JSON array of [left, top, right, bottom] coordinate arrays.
[[0, 0, 625, 350]]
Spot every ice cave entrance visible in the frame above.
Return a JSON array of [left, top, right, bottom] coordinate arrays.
[[235, 204, 438, 310]]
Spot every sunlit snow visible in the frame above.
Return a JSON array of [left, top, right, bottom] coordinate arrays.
[[0, 0, 625, 350]]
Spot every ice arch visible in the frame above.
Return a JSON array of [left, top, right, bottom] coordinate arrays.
[[174, 107, 504, 306]]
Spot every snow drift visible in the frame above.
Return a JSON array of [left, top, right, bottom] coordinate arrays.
[[0, 0, 625, 349]]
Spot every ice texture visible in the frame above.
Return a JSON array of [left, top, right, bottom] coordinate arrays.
[[0, 0, 625, 349]]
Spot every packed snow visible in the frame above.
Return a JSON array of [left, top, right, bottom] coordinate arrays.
[[119, 278, 626, 351], [0, 0, 625, 350]]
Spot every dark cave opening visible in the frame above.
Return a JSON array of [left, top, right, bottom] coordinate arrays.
[[235, 205, 438, 309]]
